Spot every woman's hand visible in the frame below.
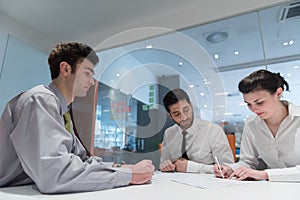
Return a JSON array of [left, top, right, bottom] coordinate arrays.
[[229, 167, 268, 181], [213, 164, 234, 178]]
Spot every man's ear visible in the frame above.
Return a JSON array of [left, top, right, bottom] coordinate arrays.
[[167, 112, 172, 119], [60, 61, 71, 77]]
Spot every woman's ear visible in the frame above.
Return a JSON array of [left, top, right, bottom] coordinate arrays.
[[276, 87, 283, 99]]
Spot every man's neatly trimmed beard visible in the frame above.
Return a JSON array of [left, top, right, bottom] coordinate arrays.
[[174, 112, 194, 131]]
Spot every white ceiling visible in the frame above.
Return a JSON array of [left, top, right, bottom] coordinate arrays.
[[0, 0, 288, 51], [92, 0, 300, 126], [1, 0, 299, 129]]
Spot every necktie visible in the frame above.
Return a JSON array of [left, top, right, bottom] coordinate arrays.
[[181, 131, 189, 160], [63, 111, 72, 133]]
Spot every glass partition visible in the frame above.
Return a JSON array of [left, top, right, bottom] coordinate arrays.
[[93, 1, 300, 159]]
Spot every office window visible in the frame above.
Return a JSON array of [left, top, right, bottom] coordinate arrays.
[[94, 82, 138, 150]]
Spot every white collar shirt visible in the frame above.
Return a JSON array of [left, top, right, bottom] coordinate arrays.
[[229, 101, 300, 182], [160, 118, 234, 173]]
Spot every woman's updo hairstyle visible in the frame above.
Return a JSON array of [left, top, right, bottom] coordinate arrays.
[[238, 69, 289, 94]]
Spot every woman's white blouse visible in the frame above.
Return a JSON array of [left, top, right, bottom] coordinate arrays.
[[229, 101, 300, 182]]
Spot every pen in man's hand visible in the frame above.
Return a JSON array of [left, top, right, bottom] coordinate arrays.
[[214, 156, 224, 179]]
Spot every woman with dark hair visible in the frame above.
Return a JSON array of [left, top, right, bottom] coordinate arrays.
[[214, 69, 300, 182]]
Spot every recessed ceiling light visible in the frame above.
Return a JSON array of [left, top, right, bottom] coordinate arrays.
[[283, 40, 295, 46], [189, 84, 194, 88], [234, 51, 239, 55], [146, 45, 152, 49], [204, 105, 208, 108], [214, 54, 219, 59], [116, 73, 120, 77], [215, 92, 228, 96], [206, 31, 228, 43], [287, 73, 292, 77], [178, 62, 183, 66], [200, 92, 205, 96], [294, 65, 299, 69]]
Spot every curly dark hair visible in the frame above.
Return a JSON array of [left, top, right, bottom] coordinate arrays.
[[48, 41, 99, 80]]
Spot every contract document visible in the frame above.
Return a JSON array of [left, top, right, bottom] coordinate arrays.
[[153, 171, 253, 189]]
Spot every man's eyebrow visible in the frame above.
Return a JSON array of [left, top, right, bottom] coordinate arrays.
[[83, 67, 95, 75], [171, 111, 179, 115]]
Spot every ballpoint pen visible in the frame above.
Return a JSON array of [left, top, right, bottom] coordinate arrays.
[[214, 156, 224, 179]]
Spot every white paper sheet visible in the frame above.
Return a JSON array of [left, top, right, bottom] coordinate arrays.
[[154, 171, 252, 189]]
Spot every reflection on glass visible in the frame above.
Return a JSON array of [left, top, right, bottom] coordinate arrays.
[[94, 82, 138, 151], [93, 1, 300, 157]]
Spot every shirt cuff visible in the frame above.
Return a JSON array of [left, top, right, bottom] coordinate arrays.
[[114, 167, 132, 186], [266, 166, 300, 182], [186, 161, 214, 173]]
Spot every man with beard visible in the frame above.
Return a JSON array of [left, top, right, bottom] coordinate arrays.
[[159, 89, 234, 173]]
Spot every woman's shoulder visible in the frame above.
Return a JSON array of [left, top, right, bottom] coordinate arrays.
[[285, 101, 300, 116]]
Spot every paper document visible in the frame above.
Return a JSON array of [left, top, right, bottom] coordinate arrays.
[[154, 171, 252, 189]]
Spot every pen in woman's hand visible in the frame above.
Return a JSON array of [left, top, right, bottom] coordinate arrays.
[[214, 156, 224, 179]]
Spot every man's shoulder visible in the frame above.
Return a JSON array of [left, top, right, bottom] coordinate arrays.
[[14, 85, 56, 105], [197, 118, 217, 126], [28, 85, 53, 94], [3, 85, 58, 117], [197, 119, 223, 131], [23, 85, 54, 97], [165, 123, 180, 134]]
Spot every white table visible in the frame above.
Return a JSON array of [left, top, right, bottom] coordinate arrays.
[[1, 172, 299, 200]]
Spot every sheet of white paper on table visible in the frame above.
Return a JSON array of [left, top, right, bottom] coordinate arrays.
[[153, 171, 252, 189]]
